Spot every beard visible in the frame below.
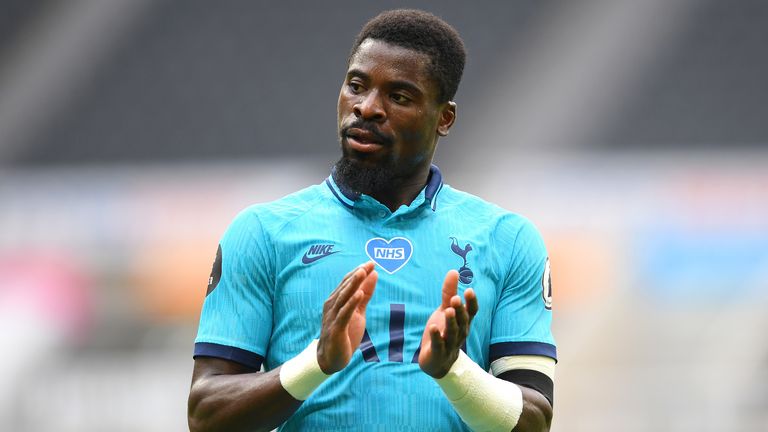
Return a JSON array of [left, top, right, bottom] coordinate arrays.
[[333, 154, 399, 197]]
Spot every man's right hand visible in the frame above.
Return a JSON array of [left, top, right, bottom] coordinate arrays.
[[317, 262, 378, 374], [188, 262, 377, 432]]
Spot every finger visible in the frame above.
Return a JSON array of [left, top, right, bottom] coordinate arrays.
[[335, 262, 374, 292], [356, 270, 378, 312], [428, 324, 444, 355], [341, 262, 370, 284], [464, 288, 479, 323], [441, 270, 459, 309], [359, 261, 375, 274], [450, 294, 463, 311], [443, 307, 459, 349], [324, 276, 349, 316], [326, 264, 364, 305], [335, 289, 363, 326], [325, 272, 355, 313], [450, 295, 466, 325], [452, 295, 469, 336], [332, 267, 367, 311]]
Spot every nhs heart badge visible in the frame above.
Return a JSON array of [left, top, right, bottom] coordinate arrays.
[[365, 237, 413, 274]]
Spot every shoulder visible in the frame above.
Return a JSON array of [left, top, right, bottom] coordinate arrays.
[[218, 183, 329, 264], [228, 183, 328, 236], [437, 185, 541, 240]]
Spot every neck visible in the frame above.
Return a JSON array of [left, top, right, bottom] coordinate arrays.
[[371, 169, 431, 212], [333, 158, 433, 212]]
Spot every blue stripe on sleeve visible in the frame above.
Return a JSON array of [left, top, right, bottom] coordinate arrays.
[[489, 341, 557, 362], [194, 342, 265, 370]]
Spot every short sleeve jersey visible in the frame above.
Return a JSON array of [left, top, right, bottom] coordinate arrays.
[[195, 166, 556, 431]]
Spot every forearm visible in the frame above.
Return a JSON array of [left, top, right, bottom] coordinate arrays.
[[189, 340, 333, 432], [189, 265, 375, 431], [512, 386, 552, 432], [188, 366, 301, 432], [435, 351, 552, 432]]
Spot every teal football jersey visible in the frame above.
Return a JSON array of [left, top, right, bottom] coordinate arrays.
[[194, 166, 556, 431]]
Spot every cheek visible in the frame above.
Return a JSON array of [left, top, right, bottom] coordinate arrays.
[[396, 114, 436, 147], [337, 91, 354, 120], [399, 127, 428, 146], [337, 96, 346, 120]]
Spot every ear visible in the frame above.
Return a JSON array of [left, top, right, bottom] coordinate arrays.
[[436, 101, 457, 137]]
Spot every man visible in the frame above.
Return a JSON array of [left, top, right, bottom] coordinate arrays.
[[188, 9, 555, 432]]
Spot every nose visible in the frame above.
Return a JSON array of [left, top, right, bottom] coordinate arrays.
[[353, 90, 386, 122]]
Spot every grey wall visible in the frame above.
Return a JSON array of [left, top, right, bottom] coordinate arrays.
[[2, 0, 767, 166]]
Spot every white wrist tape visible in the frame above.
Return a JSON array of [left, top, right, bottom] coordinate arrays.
[[278, 339, 331, 400], [435, 350, 523, 432]]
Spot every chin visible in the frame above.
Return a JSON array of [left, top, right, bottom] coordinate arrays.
[[345, 152, 383, 168], [340, 144, 384, 166], [333, 156, 396, 196]]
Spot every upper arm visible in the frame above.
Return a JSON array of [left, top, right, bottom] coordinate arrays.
[[191, 356, 260, 385], [489, 218, 557, 417], [509, 385, 553, 432], [492, 354, 555, 431], [490, 217, 556, 361], [194, 208, 275, 369], [492, 355, 555, 407], [188, 355, 262, 422], [188, 351, 300, 432]]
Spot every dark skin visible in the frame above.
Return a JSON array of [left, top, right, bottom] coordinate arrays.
[[337, 38, 456, 212], [420, 271, 553, 432], [188, 263, 378, 432], [188, 39, 552, 432]]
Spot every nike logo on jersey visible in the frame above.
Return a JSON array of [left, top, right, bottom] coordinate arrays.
[[302, 244, 339, 264]]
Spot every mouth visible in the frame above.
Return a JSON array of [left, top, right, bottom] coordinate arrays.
[[344, 127, 388, 153]]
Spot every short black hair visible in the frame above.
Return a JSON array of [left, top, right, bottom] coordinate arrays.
[[348, 9, 466, 103]]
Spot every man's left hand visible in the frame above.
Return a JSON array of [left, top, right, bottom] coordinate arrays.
[[418, 270, 479, 378]]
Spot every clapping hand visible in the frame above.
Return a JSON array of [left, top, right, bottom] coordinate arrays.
[[418, 270, 479, 378], [317, 262, 378, 374]]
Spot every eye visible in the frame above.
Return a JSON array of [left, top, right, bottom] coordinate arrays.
[[348, 82, 364, 94], [390, 93, 411, 104]]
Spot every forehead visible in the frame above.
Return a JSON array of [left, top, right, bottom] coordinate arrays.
[[347, 39, 436, 91]]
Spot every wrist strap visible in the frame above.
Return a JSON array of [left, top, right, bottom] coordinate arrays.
[[279, 339, 331, 400], [435, 350, 523, 431]]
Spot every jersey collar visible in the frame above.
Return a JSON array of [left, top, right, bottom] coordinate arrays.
[[325, 164, 444, 212]]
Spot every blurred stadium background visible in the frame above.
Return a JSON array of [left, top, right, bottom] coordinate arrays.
[[1, 1, 767, 430]]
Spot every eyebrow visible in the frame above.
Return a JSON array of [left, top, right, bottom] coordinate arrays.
[[346, 68, 425, 97]]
